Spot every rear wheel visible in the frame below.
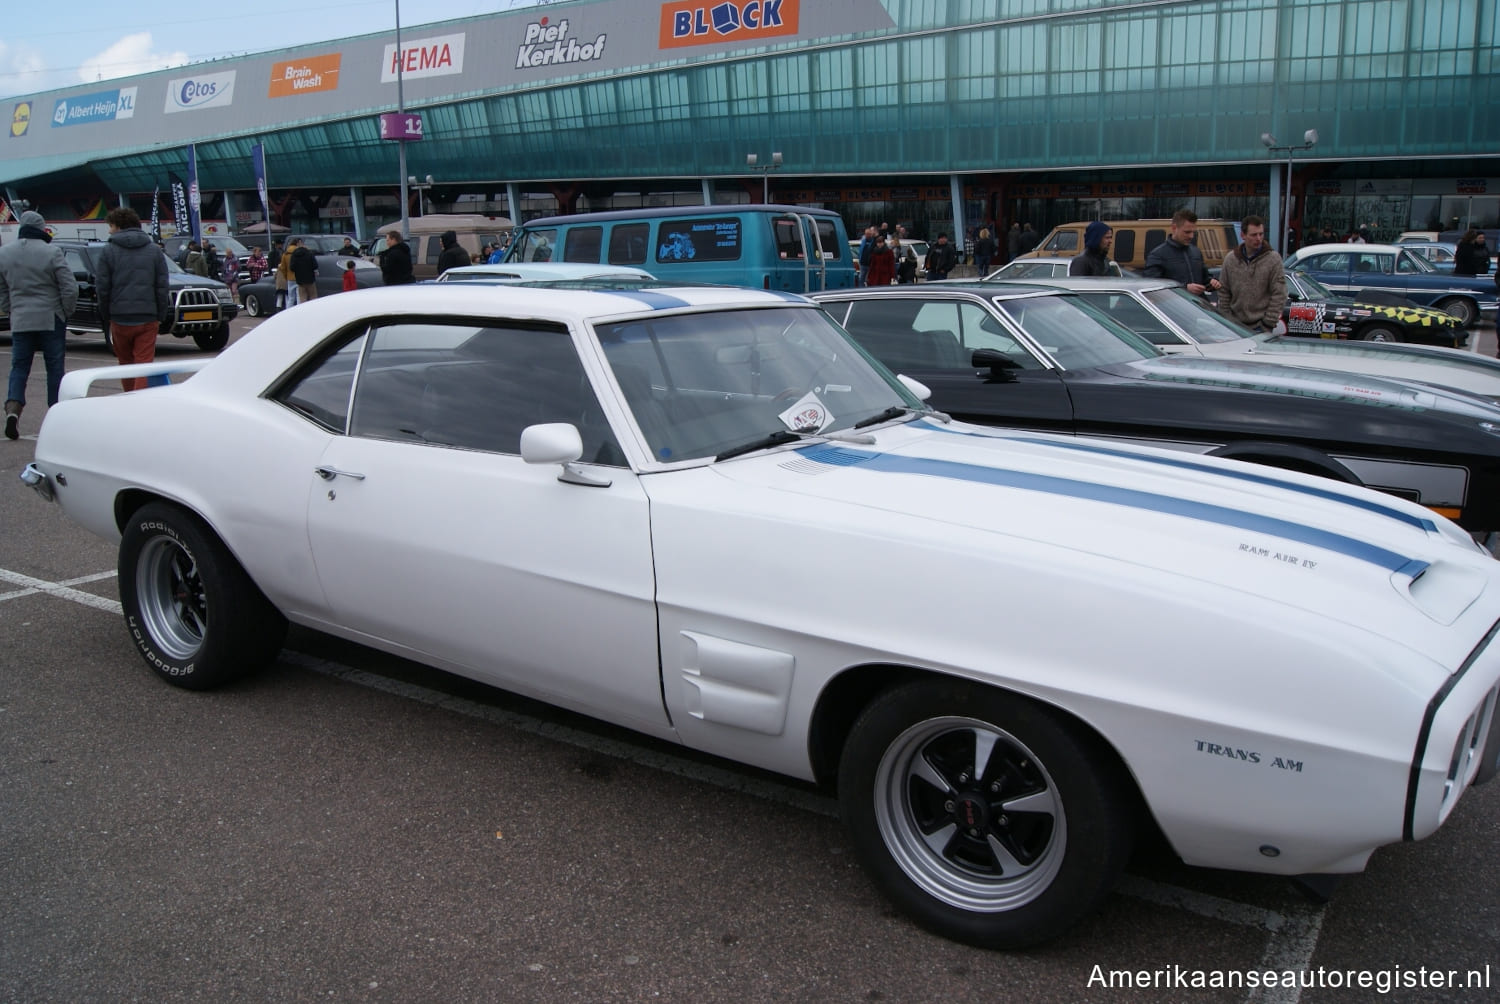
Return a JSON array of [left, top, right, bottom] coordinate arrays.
[[1436, 296, 1477, 327], [193, 324, 230, 351], [1356, 323, 1400, 343], [838, 679, 1134, 949], [244, 292, 263, 317], [118, 502, 286, 690]]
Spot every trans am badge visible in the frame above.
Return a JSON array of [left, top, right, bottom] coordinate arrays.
[[779, 391, 833, 432]]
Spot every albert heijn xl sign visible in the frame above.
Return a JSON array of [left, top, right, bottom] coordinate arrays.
[[659, 0, 799, 49]]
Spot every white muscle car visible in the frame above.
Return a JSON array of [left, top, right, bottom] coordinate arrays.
[[23, 284, 1500, 949]]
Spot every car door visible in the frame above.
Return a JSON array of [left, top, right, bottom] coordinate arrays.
[[61, 247, 99, 329], [301, 318, 670, 736], [836, 296, 1074, 430], [1295, 251, 1355, 295]]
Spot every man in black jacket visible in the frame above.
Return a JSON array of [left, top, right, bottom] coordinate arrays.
[[1068, 222, 1114, 276], [97, 207, 170, 391], [379, 232, 415, 285], [1142, 209, 1220, 296], [925, 233, 958, 280], [436, 230, 471, 276], [288, 238, 319, 302]]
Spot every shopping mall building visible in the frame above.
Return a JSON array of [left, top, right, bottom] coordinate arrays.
[[3, 0, 1497, 246]]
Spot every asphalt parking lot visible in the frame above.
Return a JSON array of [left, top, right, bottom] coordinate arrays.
[[1, 314, 1497, 1002]]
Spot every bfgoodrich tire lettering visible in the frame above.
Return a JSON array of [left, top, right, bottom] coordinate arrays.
[[117, 502, 287, 690], [838, 680, 1135, 948]]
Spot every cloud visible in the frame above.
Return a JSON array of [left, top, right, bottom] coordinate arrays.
[[77, 33, 189, 85], [0, 38, 50, 95]]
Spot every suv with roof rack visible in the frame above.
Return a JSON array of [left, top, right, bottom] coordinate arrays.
[[56, 240, 238, 351]]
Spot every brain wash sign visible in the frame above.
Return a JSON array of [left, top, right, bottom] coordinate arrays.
[[658, 0, 799, 49], [51, 87, 137, 127], [164, 71, 237, 114]]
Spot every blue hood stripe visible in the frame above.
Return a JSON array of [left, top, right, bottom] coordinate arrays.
[[798, 444, 1421, 573], [915, 420, 1439, 533]]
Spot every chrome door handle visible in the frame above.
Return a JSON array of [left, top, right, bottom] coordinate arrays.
[[314, 466, 366, 481]]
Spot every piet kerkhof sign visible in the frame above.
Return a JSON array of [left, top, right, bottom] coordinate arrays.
[[515, 18, 607, 68]]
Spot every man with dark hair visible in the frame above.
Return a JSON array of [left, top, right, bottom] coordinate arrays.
[[288, 237, 319, 303], [0, 210, 78, 436], [1142, 209, 1219, 296], [1068, 222, 1114, 276], [97, 206, 170, 390], [925, 233, 958, 280], [1217, 214, 1285, 333], [436, 230, 470, 276], [379, 231, 415, 285]]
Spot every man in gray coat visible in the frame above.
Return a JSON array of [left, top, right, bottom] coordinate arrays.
[[0, 210, 78, 439], [97, 207, 170, 391]]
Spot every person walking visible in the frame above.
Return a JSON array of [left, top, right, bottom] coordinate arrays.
[[246, 245, 268, 283], [1019, 223, 1039, 253], [1068, 222, 1114, 276], [894, 239, 918, 284], [1217, 214, 1286, 333], [436, 230, 469, 276], [973, 228, 997, 277], [1455, 230, 1491, 277], [925, 233, 958, 281], [341, 260, 358, 292], [1006, 223, 1025, 264], [378, 231, 416, 285], [1142, 209, 1219, 297], [856, 226, 877, 286], [220, 248, 239, 301], [0, 211, 78, 438], [96, 207, 171, 391], [865, 234, 896, 287], [289, 237, 319, 303], [183, 241, 209, 276]]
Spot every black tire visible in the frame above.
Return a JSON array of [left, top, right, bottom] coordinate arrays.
[[118, 502, 287, 690], [1356, 323, 1400, 343], [1436, 296, 1477, 327], [193, 324, 230, 352], [244, 292, 263, 317], [838, 679, 1135, 949]]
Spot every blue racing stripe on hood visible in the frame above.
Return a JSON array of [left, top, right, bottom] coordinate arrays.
[[599, 290, 692, 310], [914, 420, 1440, 533], [798, 444, 1420, 573]]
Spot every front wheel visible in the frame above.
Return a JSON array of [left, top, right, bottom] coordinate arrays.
[[1437, 296, 1477, 327], [838, 680, 1135, 949], [118, 502, 287, 690], [1356, 323, 1400, 343], [244, 292, 263, 317], [193, 324, 230, 351]]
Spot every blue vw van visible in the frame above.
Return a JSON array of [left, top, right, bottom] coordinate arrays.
[[504, 205, 856, 292]]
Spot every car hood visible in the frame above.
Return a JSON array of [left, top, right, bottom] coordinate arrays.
[[700, 419, 1498, 684], [1112, 355, 1500, 421], [170, 272, 226, 290], [1233, 338, 1500, 402]]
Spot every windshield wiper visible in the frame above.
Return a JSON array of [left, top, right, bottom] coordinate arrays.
[[715, 429, 811, 462], [853, 404, 951, 429]]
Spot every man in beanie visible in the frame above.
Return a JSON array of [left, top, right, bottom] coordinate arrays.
[[97, 206, 170, 391], [0, 211, 78, 439], [1069, 222, 1115, 276], [1217, 214, 1286, 333], [436, 229, 470, 276]]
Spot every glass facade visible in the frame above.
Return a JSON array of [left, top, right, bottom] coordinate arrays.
[[36, 1, 1500, 241]]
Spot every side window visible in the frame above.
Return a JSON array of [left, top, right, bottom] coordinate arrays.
[[275, 333, 369, 433], [608, 224, 650, 265], [512, 229, 558, 263], [957, 302, 1043, 366], [772, 217, 804, 259], [1078, 293, 1175, 344], [1143, 229, 1167, 257], [424, 236, 443, 266], [815, 220, 843, 260], [842, 299, 971, 372], [1308, 253, 1350, 272], [1357, 253, 1393, 274], [343, 322, 623, 464], [1395, 252, 1422, 274], [563, 226, 603, 263], [657, 218, 741, 262], [1112, 230, 1135, 263]]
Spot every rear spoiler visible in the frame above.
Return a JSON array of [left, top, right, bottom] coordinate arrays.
[[59, 358, 214, 402]]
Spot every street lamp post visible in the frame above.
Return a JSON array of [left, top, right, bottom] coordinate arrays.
[[1260, 128, 1318, 252], [395, 0, 410, 242], [408, 174, 434, 216], [746, 152, 783, 204]]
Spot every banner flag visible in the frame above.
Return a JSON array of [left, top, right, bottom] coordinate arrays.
[[150, 185, 160, 239], [169, 172, 189, 237], [185, 143, 203, 243], [251, 142, 271, 227]]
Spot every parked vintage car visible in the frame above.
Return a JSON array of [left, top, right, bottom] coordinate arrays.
[[54, 240, 238, 351], [1400, 241, 1460, 272], [433, 262, 656, 284], [24, 284, 1500, 950], [238, 254, 383, 316], [1279, 268, 1467, 345], [984, 255, 1125, 280], [1283, 243, 1500, 326], [813, 283, 1500, 534]]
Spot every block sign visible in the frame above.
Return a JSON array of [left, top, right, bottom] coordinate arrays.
[[379, 112, 424, 141]]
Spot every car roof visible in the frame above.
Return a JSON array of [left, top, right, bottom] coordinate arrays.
[[811, 282, 1059, 300], [522, 204, 844, 227], [1292, 242, 1409, 256], [437, 263, 655, 282], [997, 275, 1178, 292]]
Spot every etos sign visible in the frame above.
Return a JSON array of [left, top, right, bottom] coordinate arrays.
[[658, 0, 799, 49]]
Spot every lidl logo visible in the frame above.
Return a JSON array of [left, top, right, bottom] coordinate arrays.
[[11, 101, 30, 138], [658, 0, 799, 49]]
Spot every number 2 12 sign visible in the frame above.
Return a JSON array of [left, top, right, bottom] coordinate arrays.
[[378, 112, 424, 141]]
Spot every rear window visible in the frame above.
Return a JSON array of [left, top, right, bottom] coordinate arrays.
[[1112, 230, 1135, 263], [563, 226, 603, 263], [608, 224, 650, 265], [656, 218, 741, 263], [815, 220, 843, 260], [773, 217, 804, 259]]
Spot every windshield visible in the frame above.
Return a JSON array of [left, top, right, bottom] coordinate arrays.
[[506, 229, 558, 263], [992, 294, 1160, 368], [1142, 287, 1256, 344], [593, 306, 922, 463], [1397, 249, 1436, 274], [1289, 270, 1338, 299]]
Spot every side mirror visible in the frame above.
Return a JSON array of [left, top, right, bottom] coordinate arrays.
[[971, 349, 1019, 382], [896, 373, 931, 401], [520, 423, 611, 487]]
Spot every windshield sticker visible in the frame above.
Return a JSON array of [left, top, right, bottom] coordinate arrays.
[[779, 391, 833, 432]]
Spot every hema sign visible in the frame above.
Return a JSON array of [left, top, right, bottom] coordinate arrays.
[[381, 32, 466, 83], [164, 71, 237, 114]]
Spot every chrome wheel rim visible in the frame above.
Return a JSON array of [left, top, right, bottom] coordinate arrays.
[[1443, 300, 1474, 325], [245, 295, 261, 317], [135, 535, 207, 661], [874, 716, 1066, 912]]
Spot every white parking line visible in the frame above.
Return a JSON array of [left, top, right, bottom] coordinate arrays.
[[6, 565, 1327, 997]]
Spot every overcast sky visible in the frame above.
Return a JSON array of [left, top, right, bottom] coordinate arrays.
[[0, 0, 550, 98]]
